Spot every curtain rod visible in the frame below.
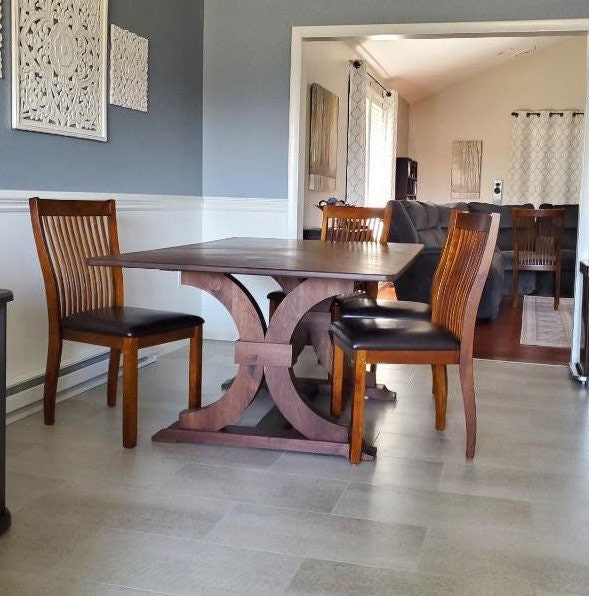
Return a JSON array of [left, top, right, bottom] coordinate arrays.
[[511, 111, 584, 117], [352, 60, 392, 97]]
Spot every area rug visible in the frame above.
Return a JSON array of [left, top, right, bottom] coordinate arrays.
[[520, 295, 574, 348]]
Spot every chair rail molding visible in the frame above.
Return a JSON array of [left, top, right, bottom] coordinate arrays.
[[0, 191, 204, 213], [202, 196, 288, 213]]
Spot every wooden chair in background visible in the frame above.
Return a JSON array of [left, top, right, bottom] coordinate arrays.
[[512, 208, 566, 310], [268, 204, 392, 318], [330, 212, 500, 463], [29, 198, 204, 448], [320, 205, 392, 245]]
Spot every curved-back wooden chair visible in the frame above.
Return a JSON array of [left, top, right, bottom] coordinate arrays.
[[512, 208, 566, 310], [30, 198, 204, 448], [330, 211, 500, 463], [320, 205, 392, 244]]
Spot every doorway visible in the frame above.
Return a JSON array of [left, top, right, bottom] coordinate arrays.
[[288, 19, 589, 374]]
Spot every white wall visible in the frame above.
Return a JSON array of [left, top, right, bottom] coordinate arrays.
[[409, 37, 587, 203], [397, 96, 410, 157], [302, 41, 357, 230], [200, 198, 289, 340]]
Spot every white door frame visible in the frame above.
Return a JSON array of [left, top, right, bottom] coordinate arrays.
[[288, 19, 589, 375]]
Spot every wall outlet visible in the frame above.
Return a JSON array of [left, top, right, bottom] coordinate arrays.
[[493, 180, 503, 205]]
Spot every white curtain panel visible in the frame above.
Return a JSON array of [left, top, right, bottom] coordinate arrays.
[[382, 90, 399, 202], [346, 61, 368, 206], [506, 110, 585, 205]]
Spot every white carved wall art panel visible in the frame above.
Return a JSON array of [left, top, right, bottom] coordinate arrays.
[[11, 0, 108, 141], [110, 25, 148, 112]]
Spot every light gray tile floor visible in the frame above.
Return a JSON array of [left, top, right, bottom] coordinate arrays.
[[1, 341, 589, 595]]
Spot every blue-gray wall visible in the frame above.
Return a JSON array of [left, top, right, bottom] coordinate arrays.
[[0, 0, 203, 195], [203, 0, 589, 198]]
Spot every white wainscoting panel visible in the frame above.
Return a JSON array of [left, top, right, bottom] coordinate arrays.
[[4, 193, 289, 416], [201, 197, 289, 340]]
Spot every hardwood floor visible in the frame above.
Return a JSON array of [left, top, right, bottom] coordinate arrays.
[[474, 297, 570, 365], [382, 286, 569, 365]]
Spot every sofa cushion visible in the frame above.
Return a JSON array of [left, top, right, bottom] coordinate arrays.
[[397, 201, 467, 248], [387, 200, 419, 244]]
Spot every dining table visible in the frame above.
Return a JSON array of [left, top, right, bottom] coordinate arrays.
[[90, 237, 423, 461]]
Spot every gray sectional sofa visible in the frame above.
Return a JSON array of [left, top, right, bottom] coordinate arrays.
[[387, 200, 578, 320]]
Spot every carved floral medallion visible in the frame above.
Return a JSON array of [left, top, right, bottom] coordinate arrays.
[[12, 0, 108, 141]]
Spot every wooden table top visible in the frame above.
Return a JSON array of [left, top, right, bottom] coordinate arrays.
[[89, 237, 423, 282]]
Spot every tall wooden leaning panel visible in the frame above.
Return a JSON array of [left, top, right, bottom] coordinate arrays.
[[0, 289, 13, 535]]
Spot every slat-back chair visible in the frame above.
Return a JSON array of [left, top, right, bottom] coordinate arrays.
[[512, 208, 566, 310], [268, 205, 392, 319], [30, 198, 204, 448], [320, 205, 392, 244], [330, 212, 500, 463]]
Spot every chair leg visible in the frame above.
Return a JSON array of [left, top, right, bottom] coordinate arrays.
[[431, 364, 448, 431], [349, 350, 367, 465], [107, 349, 121, 407], [43, 335, 63, 425], [554, 267, 561, 311], [122, 338, 139, 449], [512, 267, 519, 308], [331, 342, 345, 418], [459, 357, 477, 459], [189, 325, 203, 409]]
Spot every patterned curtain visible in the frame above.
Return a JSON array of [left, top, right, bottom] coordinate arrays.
[[346, 61, 368, 205], [382, 91, 399, 203], [506, 110, 585, 205]]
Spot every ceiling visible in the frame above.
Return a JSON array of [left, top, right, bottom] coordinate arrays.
[[345, 36, 578, 103]]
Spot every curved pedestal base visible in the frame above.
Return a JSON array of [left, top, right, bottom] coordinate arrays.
[[153, 272, 378, 461]]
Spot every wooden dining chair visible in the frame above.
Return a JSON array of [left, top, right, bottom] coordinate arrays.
[[268, 205, 392, 318], [29, 198, 204, 448], [334, 209, 468, 324], [320, 205, 392, 244], [512, 208, 566, 310], [330, 211, 500, 463]]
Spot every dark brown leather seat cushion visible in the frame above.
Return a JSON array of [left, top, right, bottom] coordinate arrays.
[[63, 307, 203, 338], [330, 319, 460, 351], [336, 295, 431, 321]]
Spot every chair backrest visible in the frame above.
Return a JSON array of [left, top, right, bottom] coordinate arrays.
[[513, 208, 565, 269], [431, 211, 500, 348], [430, 209, 462, 311], [320, 205, 392, 243], [29, 198, 123, 328]]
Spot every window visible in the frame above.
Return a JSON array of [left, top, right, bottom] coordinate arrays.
[[365, 87, 397, 207]]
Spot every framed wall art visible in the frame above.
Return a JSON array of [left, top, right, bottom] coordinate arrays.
[[309, 83, 339, 192], [451, 140, 483, 200], [12, 0, 109, 141], [110, 25, 149, 112]]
